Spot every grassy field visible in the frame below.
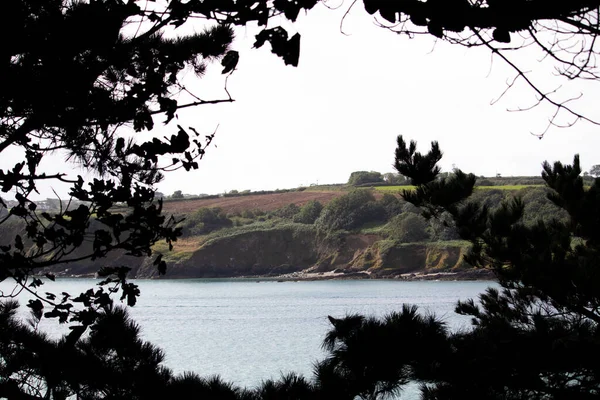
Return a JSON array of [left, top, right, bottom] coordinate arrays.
[[475, 185, 544, 190], [374, 185, 543, 193], [373, 186, 416, 192]]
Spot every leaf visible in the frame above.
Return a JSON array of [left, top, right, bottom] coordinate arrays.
[[428, 22, 444, 39], [379, 8, 396, 23], [493, 28, 511, 43], [65, 325, 86, 346], [221, 50, 239, 74], [27, 299, 44, 321], [29, 278, 43, 288]]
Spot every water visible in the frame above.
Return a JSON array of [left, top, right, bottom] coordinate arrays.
[[1, 278, 495, 393]]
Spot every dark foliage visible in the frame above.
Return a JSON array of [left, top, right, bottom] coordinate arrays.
[[0, 0, 321, 335], [179, 207, 233, 236], [316, 190, 385, 231], [386, 213, 430, 243], [348, 171, 384, 186], [293, 200, 323, 224], [392, 136, 600, 399]]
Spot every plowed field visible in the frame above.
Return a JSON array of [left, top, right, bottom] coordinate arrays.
[[162, 191, 346, 215]]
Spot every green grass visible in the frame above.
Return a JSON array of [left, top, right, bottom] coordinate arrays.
[[475, 185, 543, 190], [359, 221, 388, 234], [374, 184, 543, 193], [373, 186, 416, 192], [152, 237, 204, 263]]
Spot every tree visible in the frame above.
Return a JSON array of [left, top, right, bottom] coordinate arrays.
[[316, 190, 385, 231], [1, 1, 328, 393], [590, 165, 600, 177], [293, 200, 323, 224], [0, 0, 323, 335], [171, 190, 184, 199], [388, 135, 600, 398], [386, 213, 430, 243], [382, 172, 406, 185], [348, 171, 384, 186], [359, 0, 600, 135]]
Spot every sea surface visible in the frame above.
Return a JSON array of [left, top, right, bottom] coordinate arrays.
[[2, 278, 496, 396]]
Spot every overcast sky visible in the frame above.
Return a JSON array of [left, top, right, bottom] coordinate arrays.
[[14, 3, 600, 199]]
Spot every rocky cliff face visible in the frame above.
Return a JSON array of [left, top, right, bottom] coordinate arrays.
[[134, 225, 471, 279], [5, 220, 471, 278]]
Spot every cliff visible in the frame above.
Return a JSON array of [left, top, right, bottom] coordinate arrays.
[[133, 224, 473, 279]]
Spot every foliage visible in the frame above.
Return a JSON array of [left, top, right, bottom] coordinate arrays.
[[590, 164, 600, 177], [348, 171, 384, 186], [385, 213, 430, 243], [382, 172, 407, 185], [178, 207, 232, 236], [171, 190, 184, 199], [377, 193, 404, 220], [0, 0, 323, 334], [0, 300, 448, 400], [316, 190, 385, 231], [389, 135, 600, 398], [293, 200, 323, 224], [363, 0, 600, 133], [272, 203, 301, 220]]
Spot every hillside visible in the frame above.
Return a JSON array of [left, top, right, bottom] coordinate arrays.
[[10, 181, 566, 281], [162, 190, 345, 215]]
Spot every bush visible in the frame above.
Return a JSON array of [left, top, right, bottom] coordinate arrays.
[[241, 209, 255, 219], [518, 186, 569, 225], [378, 193, 404, 220], [348, 171, 384, 186], [386, 213, 430, 242], [179, 207, 233, 236], [293, 200, 323, 224], [316, 190, 385, 231], [273, 203, 301, 220]]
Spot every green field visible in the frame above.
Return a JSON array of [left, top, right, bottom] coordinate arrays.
[[374, 185, 543, 193], [475, 185, 544, 190], [373, 186, 416, 192]]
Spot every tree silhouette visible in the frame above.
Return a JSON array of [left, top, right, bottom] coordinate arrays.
[[389, 135, 600, 399], [4, 1, 600, 398], [1, 0, 321, 335], [358, 0, 600, 135]]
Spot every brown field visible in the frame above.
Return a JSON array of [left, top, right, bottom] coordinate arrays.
[[162, 191, 347, 214]]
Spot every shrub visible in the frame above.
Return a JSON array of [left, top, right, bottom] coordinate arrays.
[[241, 209, 255, 219], [316, 190, 385, 231], [273, 203, 301, 220], [293, 200, 323, 224], [179, 207, 233, 236], [378, 193, 403, 220], [386, 213, 430, 242], [348, 171, 384, 186]]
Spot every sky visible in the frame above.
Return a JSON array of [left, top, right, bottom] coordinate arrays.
[[11, 2, 600, 199]]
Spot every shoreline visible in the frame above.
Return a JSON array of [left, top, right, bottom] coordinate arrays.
[[251, 268, 495, 282], [55, 268, 495, 282]]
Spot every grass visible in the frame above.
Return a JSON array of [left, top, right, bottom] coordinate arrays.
[[374, 185, 543, 193], [475, 185, 544, 190], [373, 186, 416, 192], [200, 220, 315, 247], [359, 221, 388, 234], [152, 237, 205, 263]]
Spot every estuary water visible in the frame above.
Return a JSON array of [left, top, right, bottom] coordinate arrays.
[[2, 278, 496, 393]]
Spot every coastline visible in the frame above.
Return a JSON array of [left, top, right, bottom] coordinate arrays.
[[54, 268, 495, 282], [255, 268, 495, 282]]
